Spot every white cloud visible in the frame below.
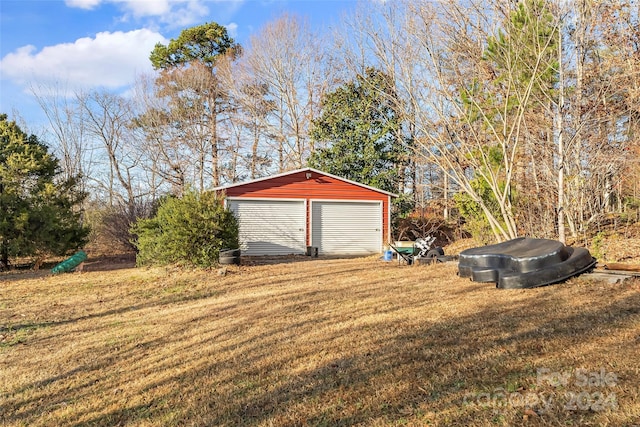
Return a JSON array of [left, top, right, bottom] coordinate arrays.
[[158, 1, 209, 28], [226, 22, 238, 38], [65, 0, 214, 22], [64, 0, 102, 10], [65, 0, 175, 16], [64, 0, 244, 29], [117, 0, 173, 17], [0, 29, 167, 91]]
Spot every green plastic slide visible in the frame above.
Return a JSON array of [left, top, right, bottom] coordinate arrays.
[[51, 250, 88, 274]]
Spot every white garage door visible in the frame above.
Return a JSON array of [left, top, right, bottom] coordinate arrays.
[[311, 201, 382, 255], [228, 199, 306, 256]]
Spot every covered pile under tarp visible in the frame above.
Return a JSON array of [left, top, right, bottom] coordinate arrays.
[[458, 237, 596, 289]]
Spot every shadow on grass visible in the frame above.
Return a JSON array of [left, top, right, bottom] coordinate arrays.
[[1, 264, 639, 426], [297, 298, 628, 423], [1, 260, 370, 342], [174, 284, 640, 425], [99, 290, 640, 424], [243, 254, 378, 267], [0, 254, 136, 283]]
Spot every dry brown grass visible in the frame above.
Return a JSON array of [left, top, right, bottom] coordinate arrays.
[[1, 256, 639, 426]]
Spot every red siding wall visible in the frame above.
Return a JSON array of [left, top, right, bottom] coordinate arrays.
[[224, 170, 391, 247]]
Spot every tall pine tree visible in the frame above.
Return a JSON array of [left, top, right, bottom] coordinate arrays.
[[308, 68, 408, 196]]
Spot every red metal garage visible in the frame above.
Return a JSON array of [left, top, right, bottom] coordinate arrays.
[[215, 168, 396, 256]]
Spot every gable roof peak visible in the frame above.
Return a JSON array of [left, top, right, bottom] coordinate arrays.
[[213, 167, 398, 197]]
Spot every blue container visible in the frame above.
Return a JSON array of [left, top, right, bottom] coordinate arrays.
[[383, 250, 393, 262]]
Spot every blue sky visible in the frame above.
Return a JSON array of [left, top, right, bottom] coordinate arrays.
[[0, 0, 356, 130]]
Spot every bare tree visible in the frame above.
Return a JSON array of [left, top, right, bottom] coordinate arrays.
[[557, 0, 638, 238], [133, 72, 207, 195], [218, 55, 275, 180], [79, 90, 142, 217], [364, 1, 561, 241], [337, 2, 428, 213], [243, 14, 333, 171], [31, 82, 94, 194], [383, 0, 637, 242], [149, 22, 240, 187]]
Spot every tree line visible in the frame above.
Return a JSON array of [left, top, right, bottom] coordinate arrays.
[[11, 0, 640, 257]]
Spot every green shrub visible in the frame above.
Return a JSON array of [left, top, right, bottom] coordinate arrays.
[[131, 191, 238, 268], [590, 231, 606, 261], [453, 176, 506, 245], [452, 146, 512, 244]]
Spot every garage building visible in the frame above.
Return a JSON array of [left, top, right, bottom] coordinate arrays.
[[215, 168, 396, 256]]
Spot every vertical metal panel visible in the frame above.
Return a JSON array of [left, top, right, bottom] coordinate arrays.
[[228, 199, 306, 256], [221, 170, 392, 246], [311, 201, 382, 255]]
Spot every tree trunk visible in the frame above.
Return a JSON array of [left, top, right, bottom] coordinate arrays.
[[0, 240, 8, 270], [557, 27, 566, 244], [571, 0, 586, 238], [443, 172, 449, 220], [211, 102, 220, 187], [0, 246, 9, 271], [251, 126, 259, 179], [279, 97, 285, 172], [0, 182, 5, 270]]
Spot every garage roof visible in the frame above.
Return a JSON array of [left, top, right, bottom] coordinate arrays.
[[213, 167, 398, 197]]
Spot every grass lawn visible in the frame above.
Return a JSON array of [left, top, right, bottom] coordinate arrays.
[[1, 256, 639, 426]]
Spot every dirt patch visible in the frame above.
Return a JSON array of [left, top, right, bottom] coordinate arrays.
[[82, 253, 137, 272]]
